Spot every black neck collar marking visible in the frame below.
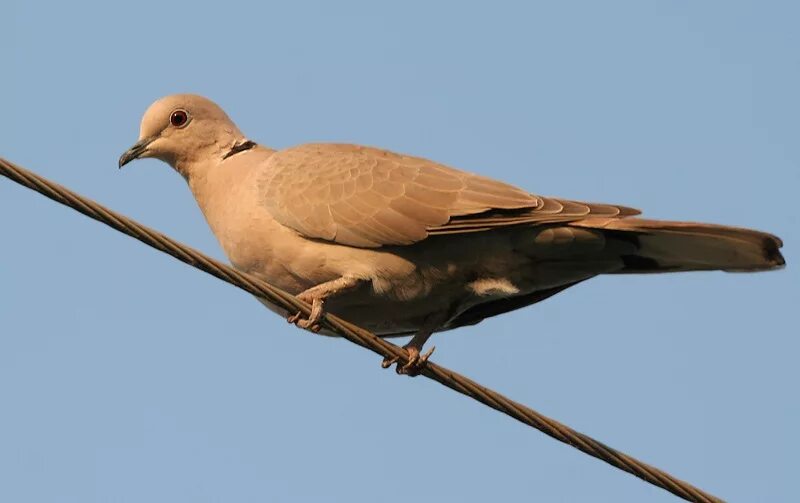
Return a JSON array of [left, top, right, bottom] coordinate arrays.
[[222, 140, 257, 160]]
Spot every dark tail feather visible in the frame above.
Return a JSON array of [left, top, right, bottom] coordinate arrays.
[[572, 218, 785, 273]]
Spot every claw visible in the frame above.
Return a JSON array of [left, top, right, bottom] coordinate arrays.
[[381, 355, 399, 369], [286, 297, 324, 332], [382, 345, 435, 376]]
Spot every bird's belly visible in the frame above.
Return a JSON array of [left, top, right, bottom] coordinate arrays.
[[324, 291, 454, 337], [251, 283, 453, 337], [247, 256, 478, 337], [224, 220, 587, 337]]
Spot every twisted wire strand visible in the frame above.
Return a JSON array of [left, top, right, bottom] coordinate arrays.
[[0, 157, 724, 503]]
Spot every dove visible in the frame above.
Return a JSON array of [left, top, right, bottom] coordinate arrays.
[[119, 94, 785, 375]]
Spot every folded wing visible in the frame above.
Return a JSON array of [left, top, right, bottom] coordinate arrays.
[[259, 143, 639, 248]]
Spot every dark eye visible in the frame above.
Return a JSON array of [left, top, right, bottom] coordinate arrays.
[[170, 109, 189, 128]]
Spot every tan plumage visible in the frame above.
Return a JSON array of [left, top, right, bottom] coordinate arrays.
[[120, 94, 785, 374], [260, 143, 640, 247]]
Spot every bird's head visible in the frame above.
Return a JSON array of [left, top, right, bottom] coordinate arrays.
[[118, 94, 245, 174]]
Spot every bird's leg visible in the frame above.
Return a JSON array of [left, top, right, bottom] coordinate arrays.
[[287, 276, 361, 332], [382, 328, 436, 377], [382, 309, 454, 375]]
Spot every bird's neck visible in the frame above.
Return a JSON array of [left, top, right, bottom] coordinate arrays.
[[183, 146, 276, 242]]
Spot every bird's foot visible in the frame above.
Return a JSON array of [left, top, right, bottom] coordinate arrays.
[[286, 296, 324, 333], [381, 344, 435, 376]]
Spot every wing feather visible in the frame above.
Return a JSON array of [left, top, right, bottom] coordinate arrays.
[[259, 144, 639, 247]]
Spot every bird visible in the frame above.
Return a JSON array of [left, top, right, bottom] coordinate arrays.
[[119, 94, 785, 375]]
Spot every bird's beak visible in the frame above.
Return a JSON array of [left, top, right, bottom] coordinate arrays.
[[118, 136, 157, 168]]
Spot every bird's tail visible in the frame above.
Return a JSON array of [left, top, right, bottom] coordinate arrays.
[[572, 218, 785, 273]]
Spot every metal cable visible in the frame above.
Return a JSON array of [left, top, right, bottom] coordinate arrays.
[[0, 157, 724, 503]]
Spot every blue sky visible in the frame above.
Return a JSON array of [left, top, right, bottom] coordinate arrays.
[[2, 1, 797, 501]]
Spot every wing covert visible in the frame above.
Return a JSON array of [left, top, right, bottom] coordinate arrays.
[[259, 144, 638, 247]]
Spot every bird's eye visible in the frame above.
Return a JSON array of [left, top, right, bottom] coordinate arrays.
[[169, 109, 190, 128]]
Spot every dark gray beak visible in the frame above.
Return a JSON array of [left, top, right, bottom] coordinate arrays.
[[118, 136, 156, 168]]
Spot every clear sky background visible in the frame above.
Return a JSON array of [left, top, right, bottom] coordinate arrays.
[[2, 1, 798, 501]]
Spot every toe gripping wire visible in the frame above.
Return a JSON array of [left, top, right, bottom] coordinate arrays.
[[0, 157, 724, 503]]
